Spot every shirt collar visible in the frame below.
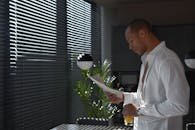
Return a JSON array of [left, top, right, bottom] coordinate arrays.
[[141, 41, 166, 63]]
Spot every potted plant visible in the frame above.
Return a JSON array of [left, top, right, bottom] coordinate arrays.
[[75, 59, 118, 123]]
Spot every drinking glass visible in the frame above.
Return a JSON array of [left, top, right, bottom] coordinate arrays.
[[124, 115, 133, 126]]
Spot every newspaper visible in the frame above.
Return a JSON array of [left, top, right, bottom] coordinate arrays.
[[88, 74, 123, 99]]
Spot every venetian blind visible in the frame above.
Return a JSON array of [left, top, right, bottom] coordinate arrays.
[[67, 0, 92, 69], [7, 0, 67, 129]]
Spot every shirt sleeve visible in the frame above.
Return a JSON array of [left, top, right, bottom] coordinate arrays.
[[123, 92, 138, 106], [138, 58, 190, 118]]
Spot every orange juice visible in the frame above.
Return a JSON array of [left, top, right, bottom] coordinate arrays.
[[124, 115, 133, 126]]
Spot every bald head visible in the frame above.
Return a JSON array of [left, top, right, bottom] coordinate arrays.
[[125, 19, 160, 55], [126, 19, 153, 34]]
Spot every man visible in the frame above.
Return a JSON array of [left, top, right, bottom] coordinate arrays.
[[106, 19, 190, 130]]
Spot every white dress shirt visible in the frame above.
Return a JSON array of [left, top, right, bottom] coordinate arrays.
[[123, 41, 190, 130]]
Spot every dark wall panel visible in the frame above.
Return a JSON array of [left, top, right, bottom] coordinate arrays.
[[112, 24, 195, 71], [0, 0, 7, 129], [154, 24, 195, 70], [111, 26, 141, 72]]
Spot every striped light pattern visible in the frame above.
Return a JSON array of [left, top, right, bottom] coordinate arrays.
[[67, 0, 92, 69]]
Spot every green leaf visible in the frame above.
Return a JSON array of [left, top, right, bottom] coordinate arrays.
[[75, 59, 118, 118]]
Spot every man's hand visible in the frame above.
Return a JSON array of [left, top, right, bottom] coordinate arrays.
[[123, 104, 138, 117], [105, 92, 124, 104]]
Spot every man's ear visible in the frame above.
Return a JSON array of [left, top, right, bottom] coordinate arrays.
[[138, 29, 146, 38]]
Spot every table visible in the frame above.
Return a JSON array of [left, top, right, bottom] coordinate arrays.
[[50, 124, 133, 130]]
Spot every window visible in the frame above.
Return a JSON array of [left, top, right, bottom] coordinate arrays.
[[9, 0, 57, 71], [7, 0, 67, 129], [67, 0, 92, 69], [66, 0, 101, 121], [0, 0, 101, 128]]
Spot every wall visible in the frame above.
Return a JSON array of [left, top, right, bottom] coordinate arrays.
[[111, 26, 141, 72], [101, 7, 117, 62], [115, 0, 195, 25], [111, 24, 195, 72], [101, 0, 195, 63]]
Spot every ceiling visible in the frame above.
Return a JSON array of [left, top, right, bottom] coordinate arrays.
[[90, 0, 184, 7]]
